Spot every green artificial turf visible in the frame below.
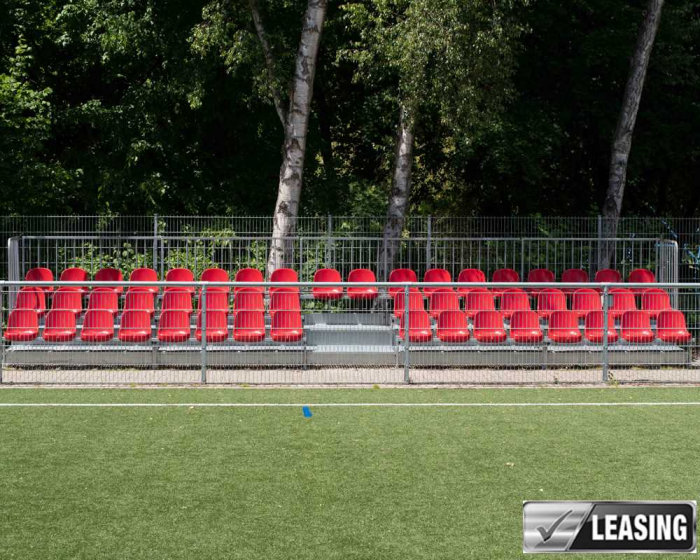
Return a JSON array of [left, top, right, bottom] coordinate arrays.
[[0, 388, 698, 559]]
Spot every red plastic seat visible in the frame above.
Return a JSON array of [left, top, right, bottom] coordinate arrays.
[[656, 310, 692, 344], [118, 310, 152, 343], [4, 309, 39, 342], [312, 268, 343, 300], [124, 290, 155, 316], [537, 288, 567, 320], [233, 310, 266, 343], [234, 268, 264, 293], [393, 290, 425, 318], [59, 267, 89, 293], [270, 268, 299, 294], [491, 269, 520, 298], [398, 310, 433, 343], [161, 290, 193, 314], [457, 268, 486, 295], [464, 288, 496, 320], [195, 311, 229, 343], [51, 288, 83, 316], [628, 268, 656, 296], [88, 288, 119, 316], [509, 311, 544, 344], [583, 311, 619, 344], [641, 288, 671, 320], [200, 268, 230, 291], [25, 267, 54, 292], [429, 289, 461, 319], [527, 268, 555, 294], [347, 269, 379, 301], [472, 311, 507, 343], [129, 268, 159, 294], [595, 268, 622, 284], [157, 310, 191, 343], [270, 310, 304, 342], [388, 268, 418, 297], [609, 288, 637, 319], [571, 288, 601, 319], [81, 310, 115, 342], [423, 268, 453, 295], [270, 290, 302, 316], [436, 310, 470, 343], [500, 288, 530, 320], [165, 268, 195, 293], [561, 268, 589, 294], [42, 310, 77, 342], [197, 290, 230, 313], [234, 290, 265, 314], [94, 267, 124, 292], [15, 287, 46, 316], [621, 310, 655, 344], [547, 311, 582, 344]]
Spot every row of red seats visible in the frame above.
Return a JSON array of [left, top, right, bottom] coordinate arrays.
[[399, 309, 691, 344]]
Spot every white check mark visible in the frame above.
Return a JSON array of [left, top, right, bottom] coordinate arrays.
[[536, 509, 573, 543]]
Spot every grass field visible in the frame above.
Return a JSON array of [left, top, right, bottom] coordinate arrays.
[[1, 387, 699, 559]]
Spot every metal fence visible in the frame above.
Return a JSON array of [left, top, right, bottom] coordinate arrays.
[[1, 280, 699, 385]]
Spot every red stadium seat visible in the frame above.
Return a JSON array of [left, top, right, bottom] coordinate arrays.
[[234, 268, 264, 292], [270, 268, 299, 294], [641, 288, 671, 320], [59, 267, 89, 293], [457, 268, 486, 295], [436, 310, 470, 343], [118, 310, 152, 343], [537, 288, 567, 320], [157, 310, 191, 343], [500, 288, 530, 320], [491, 269, 520, 298], [233, 310, 266, 342], [399, 310, 433, 343], [4, 309, 39, 342], [270, 290, 301, 316], [347, 269, 379, 301], [472, 311, 507, 343], [195, 311, 229, 343], [629, 268, 657, 297], [162, 290, 193, 314], [583, 311, 619, 344], [621, 310, 655, 344], [312, 268, 343, 300], [15, 287, 46, 316], [527, 268, 555, 294], [124, 290, 155, 316], [594, 268, 622, 284], [42, 310, 77, 342], [197, 290, 230, 313], [423, 268, 453, 295], [51, 288, 83, 316], [234, 290, 265, 314], [129, 268, 159, 294], [609, 288, 637, 319], [25, 267, 54, 292], [200, 268, 230, 291], [656, 310, 692, 344], [429, 289, 461, 319], [509, 311, 544, 344], [94, 268, 124, 292], [547, 311, 582, 344], [165, 268, 195, 293], [388, 268, 418, 297], [571, 288, 601, 319], [393, 290, 424, 318], [464, 288, 496, 320], [271, 310, 304, 342], [561, 268, 589, 294], [81, 310, 115, 342]]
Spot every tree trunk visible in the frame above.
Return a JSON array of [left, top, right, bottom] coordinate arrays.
[[601, 0, 664, 268], [266, 0, 328, 277], [379, 104, 416, 281]]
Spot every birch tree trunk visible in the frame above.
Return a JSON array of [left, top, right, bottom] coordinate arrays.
[[266, 0, 328, 276], [601, 0, 664, 268], [379, 104, 416, 281]]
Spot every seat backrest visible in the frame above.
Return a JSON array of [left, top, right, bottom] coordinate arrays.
[[59, 267, 88, 283], [562, 268, 589, 283], [313, 268, 342, 283], [25, 267, 54, 283], [83, 309, 114, 330], [197, 291, 229, 312], [121, 309, 151, 329], [235, 268, 264, 284], [15, 288, 45, 312], [424, 268, 451, 284], [641, 288, 670, 311], [234, 290, 265, 313], [610, 288, 636, 311], [159, 310, 190, 330], [196, 310, 228, 330], [510, 310, 541, 329], [399, 310, 431, 331], [437, 310, 468, 330], [235, 310, 265, 330], [270, 290, 301, 312], [473, 310, 504, 330], [572, 288, 601, 312], [348, 268, 376, 283], [130, 268, 159, 283], [527, 268, 555, 283], [457, 268, 486, 283], [95, 267, 123, 283], [124, 290, 155, 314], [165, 268, 194, 284], [88, 288, 118, 312], [465, 288, 496, 313], [629, 268, 656, 283], [52, 289, 82, 313], [594, 268, 622, 283], [621, 310, 652, 331], [492, 269, 520, 283], [500, 289, 530, 312], [8, 309, 39, 330], [201, 268, 230, 284], [429, 290, 460, 312], [584, 310, 616, 330], [537, 289, 567, 312], [389, 268, 418, 283], [548, 310, 579, 330], [272, 310, 303, 330], [657, 309, 688, 331], [270, 268, 299, 283], [162, 290, 193, 313], [394, 291, 425, 315], [45, 309, 76, 329]]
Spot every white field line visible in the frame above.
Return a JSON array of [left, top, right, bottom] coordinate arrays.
[[1, 402, 700, 408]]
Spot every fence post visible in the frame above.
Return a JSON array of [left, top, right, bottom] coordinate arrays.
[[153, 214, 159, 273], [602, 285, 609, 382], [426, 216, 432, 269], [0, 285, 4, 384], [404, 284, 410, 383], [326, 214, 332, 268], [597, 214, 602, 270], [201, 285, 207, 384]]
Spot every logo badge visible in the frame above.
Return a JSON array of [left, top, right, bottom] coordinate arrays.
[[523, 501, 696, 553]]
